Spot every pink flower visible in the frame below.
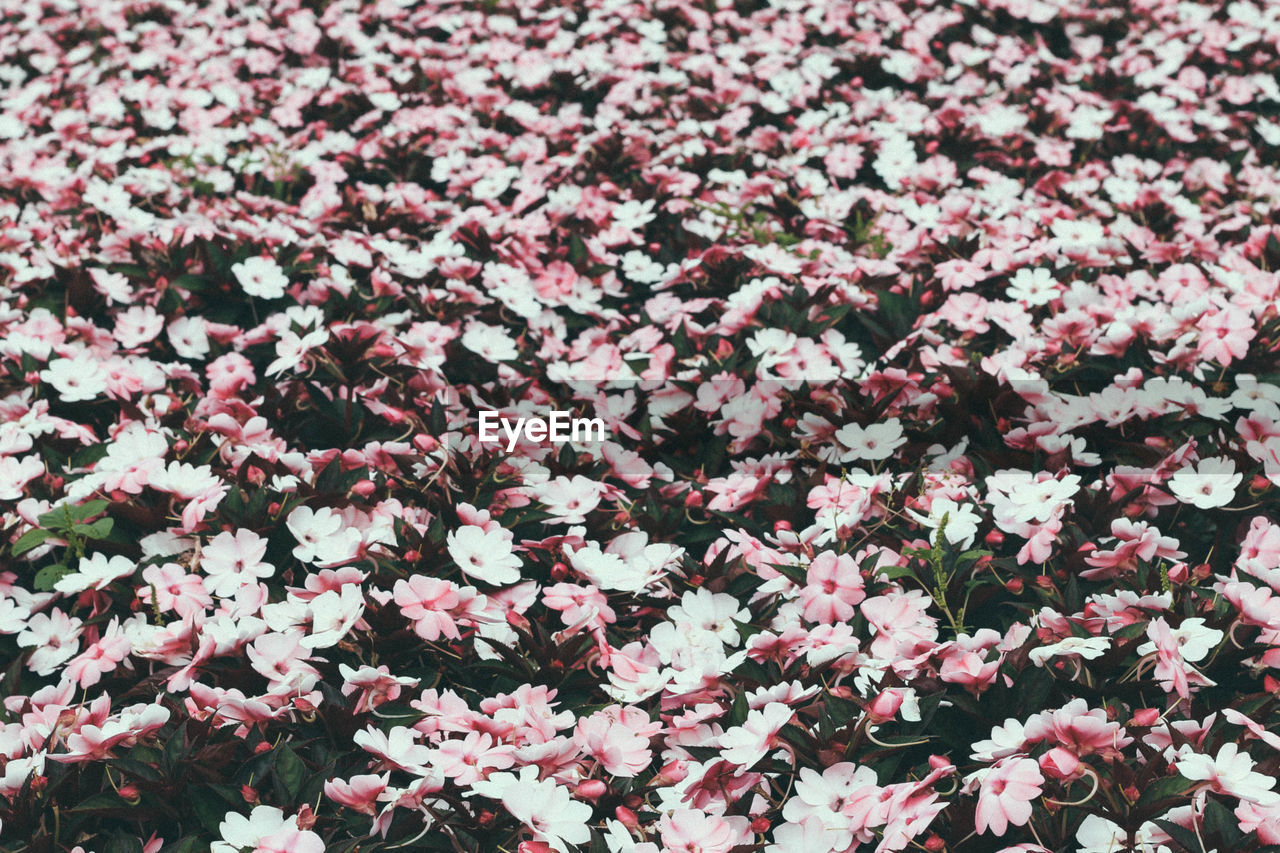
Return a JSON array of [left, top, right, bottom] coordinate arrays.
[[658, 810, 751, 853], [212, 805, 323, 853], [973, 758, 1043, 836], [324, 773, 389, 816], [717, 702, 793, 770], [799, 551, 866, 624]]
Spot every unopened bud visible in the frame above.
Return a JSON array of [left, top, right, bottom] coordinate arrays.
[[575, 780, 607, 801], [650, 759, 688, 786], [614, 806, 640, 830], [1038, 747, 1080, 780], [1130, 708, 1160, 727]]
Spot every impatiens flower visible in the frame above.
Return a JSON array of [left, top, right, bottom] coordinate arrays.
[[41, 356, 109, 402], [717, 702, 794, 769], [833, 418, 906, 462], [231, 257, 289, 299], [908, 497, 981, 550], [201, 528, 275, 596], [1168, 457, 1242, 508], [799, 551, 866, 624], [1178, 743, 1280, 805], [212, 805, 323, 853], [658, 810, 751, 853], [446, 525, 521, 585], [972, 758, 1043, 836], [468, 766, 591, 853], [324, 773, 390, 816], [54, 553, 137, 594], [781, 762, 886, 848]]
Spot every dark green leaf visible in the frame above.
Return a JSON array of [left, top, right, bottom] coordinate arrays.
[[274, 743, 307, 799], [33, 563, 72, 591], [11, 528, 54, 556]]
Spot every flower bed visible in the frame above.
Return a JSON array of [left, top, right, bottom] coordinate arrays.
[[1, 0, 1280, 851]]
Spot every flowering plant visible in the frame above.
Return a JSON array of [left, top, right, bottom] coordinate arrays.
[[2, 0, 1280, 851]]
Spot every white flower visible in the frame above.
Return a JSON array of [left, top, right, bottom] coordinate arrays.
[[461, 322, 519, 363], [717, 702, 795, 769], [447, 525, 521, 586], [1178, 743, 1280, 805], [212, 805, 323, 853], [41, 356, 109, 402], [1168, 457, 1241, 509], [53, 553, 137, 594], [1135, 618, 1222, 663], [468, 766, 592, 853], [834, 418, 906, 462], [1028, 636, 1110, 667], [286, 506, 345, 563], [1006, 268, 1057, 306], [908, 497, 981, 550], [231, 256, 289, 299]]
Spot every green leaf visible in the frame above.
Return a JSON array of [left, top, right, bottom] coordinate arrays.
[[1135, 773, 1193, 810], [71, 499, 110, 521], [160, 837, 210, 853], [1152, 819, 1201, 851], [104, 832, 144, 853], [67, 791, 129, 812], [274, 743, 307, 799], [33, 563, 71, 591], [190, 786, 235, 834], [11, 528, 54, 556], [1203, 797, 1243, 845]]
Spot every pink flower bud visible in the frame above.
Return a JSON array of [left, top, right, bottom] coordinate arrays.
[[650, 759, 688, 786], [867, 688, 904, 722], [1130, 708, 1160, 727], [614, 806, 640, 830], [1038, 746, 1080, 780], [575, 780, 607, 801]]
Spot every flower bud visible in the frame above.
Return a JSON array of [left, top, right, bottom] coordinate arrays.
[[241, 784, 260, 804], [1038, 747, 1080, 780], [614, 806, 640, 830], [575, 780, 607, 801], [928, 755, 952, 772], [867, 688, 904, 723], [751, 817, 771, 834], [1130, 708, 1160, 727], [518, 843, 552, 853], [984, 529, 1004, 545], [351, 479, 377, 497], [650, 759, 688, 786]]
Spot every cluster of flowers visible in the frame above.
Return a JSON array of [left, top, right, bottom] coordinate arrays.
[[2, 0, 1280, 850]]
